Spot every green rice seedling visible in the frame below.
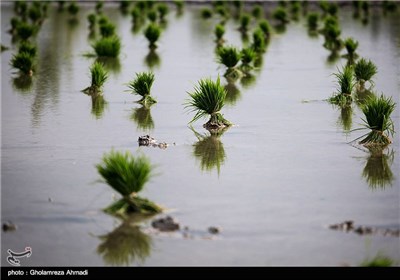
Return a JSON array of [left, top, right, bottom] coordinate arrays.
[[16, 22, 36, 41], [352, 0, 361, 18], [147, 9, 157, 23], [18, 41, 37, 57], [157, 3, 169, 21], [239, 13, 251, 32], [84, 61, 108, 94], [278, 0, 288, 8], [252, 5, 263, 19], [93, 36, 121, 58], [87, 13, 97, 29], [96, 150, 162, 215], [290, 1, 301, 20], [10, 52, 35, 76], [217, 45, 242, 78], [343, 37, 359, 64], [97, 220, 152, 265], [28, 5, 43, 25], [144, 23, 161, 49], [9, 17, 21, 35], [382, 0, 397, 14], [361, 253, 396, 267], [192, 129, 226, 174], [272, 7, 289, 25], [174, 0, 184, 14], [214, 24, 225, 44], [358, 94, 395, 147], [354, 58, 377, 89], [119, 1, 131, 14], [15, 0, 28, 18], [252, 28, 266, 53], [185, 76, 232, 131], [98, 15, 109, 26], [329, 65, 354, 105], [362, 148, 394, 189], [322, 22, 342, 51], [91, 93, 108, 119], [258, 19, 271, 39], [231, 0, 243, 19], [320, 1, 338, 17], [67, 1, 79, 16], [127, 71, 157, 105], [362, 1, 370, 15], [131, 105, 154, 131], [307, 12, 319, 31], [99, 22, 116, 37], [240, 47, 256, 69], [201, 8, 213, 19], [215, 6, 228, 21], [95, 1, 103, 14], [57, 1, 65, 12]]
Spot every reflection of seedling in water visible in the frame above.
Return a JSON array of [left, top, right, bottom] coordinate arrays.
[[252, 5, 263, 19], [336, 104, 353, 133], [157, 3, 169, 21], [290, 1, 301, 20], [191, 127, 226, 174], [91, 93, 108, 119], [174, 0, 184, 15], [97, 150, 162, 216], [16, 22, 37, 41], [97, 216, 152, 266], [93, 36, 121, 58], [83, 61, 108, 94], [147, 9, 157, 23], [217, 45, 242, 79], [99, 22, 116, 38], [354, 58, 377, 90], [362, 147, 394, 190], [144, 23, 161, 49], [87, 13, 97, 30], [127, 71, 157, 106], [131, 105, 155, 131], [224, 77, 241, 105], [329, 65, 354, 106], [186, 76, 232, 132], [144, 49, 161, 69], [12, 74, 33, 92], [67, 1, 79, 23], [356, 94, 396, 147]]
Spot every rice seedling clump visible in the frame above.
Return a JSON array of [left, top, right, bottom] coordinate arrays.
[[127, 71, 157, 106]]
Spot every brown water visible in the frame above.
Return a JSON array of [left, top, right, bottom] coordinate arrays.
[[1, 2, 399, 266]]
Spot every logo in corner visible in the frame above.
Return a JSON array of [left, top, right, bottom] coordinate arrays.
[[7, 247, 32, 266]]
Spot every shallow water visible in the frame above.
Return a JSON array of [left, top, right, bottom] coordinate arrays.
[[1, 2, 400, 266]]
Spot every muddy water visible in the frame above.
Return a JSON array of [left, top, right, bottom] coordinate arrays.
[[1, 3, 399, 266]]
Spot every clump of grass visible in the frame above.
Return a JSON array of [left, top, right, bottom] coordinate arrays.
[[307, 12, 319, 31], [144, 23, 161, 49], [258, 19, 271, 39], [147, 9, 157, 22], [127, 71, 157, 105], [329, 65, 354, 106], [16, 22, 36, 41], [252, 28, 266, 53], [93, 36, 121, 58], [354, 58, 377, 89], [99, 22, 116, 38], [201, 8, 213, 19], [185, 76, 232, 131], [67, 1, 79, 17], [217, 45, 242, 78], [87, 13, 97, 29], [84, 61, 108, 94], [214, 24, 225, 44], [157, 3, 169, 21], [358, 94, 396, 147], [97, 150, 162, 215], [272, 7, 289, 25], [10, 52, 35, 76], [239, 13, 251, 32], [252, 5, 263, 19], [240, 47, 256, 68], [18, 41, 37, 57], [343, 37, 359, 64], [361, 253, 396, 267]]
